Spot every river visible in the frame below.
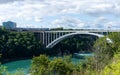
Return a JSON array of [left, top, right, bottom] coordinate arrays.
[[3, 53, 93, 75]]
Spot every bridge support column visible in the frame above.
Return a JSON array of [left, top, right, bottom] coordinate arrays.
[[56, 32, 58, 39], [48, 32, 50, 45], [50, 32, 52, 43], [45, 32, 48, 46], [54, 32, 56, 41], [62, 32, 64, 36], [59, 32, 61, 37], [43, 32, 45, 44]]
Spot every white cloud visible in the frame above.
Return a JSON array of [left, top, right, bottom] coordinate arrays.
[[51, 16, 85, 29], [88, 17, 120, 29], [0, 0, 120, 28], [0, 0, 24, 4], [105, 21, 120, 28], [51, 16, 120, 29], [1, 0, 120, 19], [92, 17, 108, 28], [34, 17, 42, 22], [84, 3, 114, 16]]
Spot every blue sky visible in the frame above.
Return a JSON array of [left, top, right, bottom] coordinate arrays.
[[0, 0, 120, 29]]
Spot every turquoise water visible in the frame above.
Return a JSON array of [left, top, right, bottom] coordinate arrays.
[[3, 59, 31, 74], [3, 53, 93, 75], [3, 58, 82, 75]]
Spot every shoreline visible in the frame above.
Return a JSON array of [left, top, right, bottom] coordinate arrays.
[[1, 57, 33, 64]]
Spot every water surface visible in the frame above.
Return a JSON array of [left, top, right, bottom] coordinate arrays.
[[3, 53, 93, 75]]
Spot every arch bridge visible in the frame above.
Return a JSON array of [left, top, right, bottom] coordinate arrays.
[[34, 30, 105, 48]]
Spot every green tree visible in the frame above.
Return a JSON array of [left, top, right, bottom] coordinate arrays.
[[108, 32, 120, 53], [30, 55, 50, 75], [30, 55, 74, 75], [100, 53, 120, 75], [0, 30, 44, 60], [49, 57, 74, 75], [6, 69, 24, 75]]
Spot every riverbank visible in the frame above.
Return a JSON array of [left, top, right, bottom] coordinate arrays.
[[1, 56, 33, 64], [1, 52, 93, 64]]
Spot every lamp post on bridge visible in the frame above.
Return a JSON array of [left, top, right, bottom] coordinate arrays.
[[107, 25, 111, 36]]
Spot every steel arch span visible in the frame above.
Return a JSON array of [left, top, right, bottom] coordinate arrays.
[[46, 32, 104, 48]]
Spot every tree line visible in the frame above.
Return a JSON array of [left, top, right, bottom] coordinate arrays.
[[0, 28, 44, 62]]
